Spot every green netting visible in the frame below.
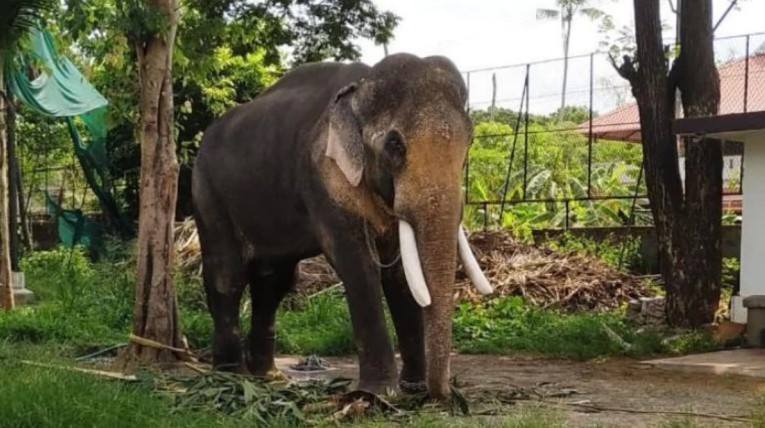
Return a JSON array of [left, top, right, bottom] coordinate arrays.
[[44, 192, 100, 249], [5, 25, 131, 247]]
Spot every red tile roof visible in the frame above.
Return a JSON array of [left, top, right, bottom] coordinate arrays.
[[578, 54, 765, 142]]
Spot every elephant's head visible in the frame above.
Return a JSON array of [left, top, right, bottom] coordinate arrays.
[[324, 53, 492, 400]]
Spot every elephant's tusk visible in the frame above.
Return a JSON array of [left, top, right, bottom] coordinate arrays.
[[399, 220, 432, 307], [458, 225, 493, 295]]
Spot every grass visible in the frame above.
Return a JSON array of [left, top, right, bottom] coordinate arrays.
[[0, 348, 267, 428], [0, 344, 570, 428], [452, 296, 717, 359], [1, 246, 717, 361], [0, 245, 746, 428]]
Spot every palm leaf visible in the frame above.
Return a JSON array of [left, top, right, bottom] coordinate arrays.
[[526, 169, 551, 197], [536, 8, 560, 20], [579, 7, 605, 20], [0, 0, 55, 54], [567, 176, 588, 198]]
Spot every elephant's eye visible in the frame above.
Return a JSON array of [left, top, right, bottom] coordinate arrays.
[[384, 130, 406, 158]]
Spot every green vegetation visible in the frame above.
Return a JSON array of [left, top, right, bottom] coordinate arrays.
[[0, 352, 241, 428], [544, 232, 645, 272], [2, 247, 715, 361], [464, 112, 647, 234], [453, 296, 716, 359]]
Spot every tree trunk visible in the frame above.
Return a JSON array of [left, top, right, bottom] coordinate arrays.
[[672, 1, 722, 326], [616, 0, 721, 328], [129, 0, 182, 362], [560, 14, 572, 113], [0, 73, 15, 310], [7, 96, 20, 271]]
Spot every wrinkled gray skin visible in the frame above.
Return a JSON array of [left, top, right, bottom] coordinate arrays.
[[192, 53, 472, 400]]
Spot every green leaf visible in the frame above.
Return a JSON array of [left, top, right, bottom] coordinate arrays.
[[450, 385, 471, 416], [242, 380, 257, 404], [0, 0, 57, 54]]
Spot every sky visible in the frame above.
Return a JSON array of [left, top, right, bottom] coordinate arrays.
[[355, 0, 765, 114]]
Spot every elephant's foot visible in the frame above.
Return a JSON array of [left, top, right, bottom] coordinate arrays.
[[244, 354, 280, 378], [399, 378, 427, 393], [259, 368, 290, 382], [244, 336, 280, 378], [356, 378, 398, 396], [357, 358, 399, 396]]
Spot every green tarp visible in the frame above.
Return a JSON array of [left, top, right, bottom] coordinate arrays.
[[5, 25, 130, 248], [6, 27, 108, 118]]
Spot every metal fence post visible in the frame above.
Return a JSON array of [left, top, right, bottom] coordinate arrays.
[[523, 64, 530, 200], [587, 52, 594, 198], [499, 67, 529, 219], [466, 72, 471, 113], [744, 35, 750, 113], [465, 139, 471, 205], [483, 202, 489, 231]]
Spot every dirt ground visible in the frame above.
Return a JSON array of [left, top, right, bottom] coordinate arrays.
[[277, 354, 765, 427]]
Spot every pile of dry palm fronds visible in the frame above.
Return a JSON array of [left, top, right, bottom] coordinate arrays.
[[176, 218, 202, 276], [454, 231, 647, 311], [174, 220, 648, 311]]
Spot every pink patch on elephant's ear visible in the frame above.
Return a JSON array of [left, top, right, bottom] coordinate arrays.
[[326, 122, 364, 187], [325, 83, 365, 187]]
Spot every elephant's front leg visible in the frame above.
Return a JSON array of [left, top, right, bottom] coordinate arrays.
[[381, 260, 426, 391], [318, 219, 398, 394]]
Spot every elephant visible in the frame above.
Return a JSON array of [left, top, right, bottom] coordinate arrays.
[[191, 53, 492, 401]]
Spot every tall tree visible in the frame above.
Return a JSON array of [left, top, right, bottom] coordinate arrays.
[[612, 0, 721, 327], [125, 0, 183, 362], [0, 0, 55, 310], [62, 0, 399, 221], [536, 0, 607, 113]]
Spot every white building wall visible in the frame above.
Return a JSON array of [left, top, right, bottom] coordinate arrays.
[[732, 137, 765, 323]]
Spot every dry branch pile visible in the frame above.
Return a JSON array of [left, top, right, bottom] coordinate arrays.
[[457, 231, 648, 311], [174, 220, 648, 311]]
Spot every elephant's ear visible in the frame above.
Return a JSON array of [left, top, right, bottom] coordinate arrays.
[[326, 83, 364, 187]]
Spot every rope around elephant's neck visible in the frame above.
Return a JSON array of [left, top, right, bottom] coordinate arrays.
[[363, 220, 401, 269]]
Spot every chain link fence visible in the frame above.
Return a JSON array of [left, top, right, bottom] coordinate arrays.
[[461, 32, 765, 230]]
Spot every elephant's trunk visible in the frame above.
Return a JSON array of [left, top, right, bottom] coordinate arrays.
[[398, 196, 461, 401]]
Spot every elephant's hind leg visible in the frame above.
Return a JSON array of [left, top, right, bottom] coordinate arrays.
[[200, 249, 247, 372], [245, 259, 298, 376], [195, 192, 247, 372]]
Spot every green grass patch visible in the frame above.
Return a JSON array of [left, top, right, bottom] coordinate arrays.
[[0, 351, 251, 428], [276, 294, 356, 355], [453, 296, 717, 359], [2, 247, 717, 361]]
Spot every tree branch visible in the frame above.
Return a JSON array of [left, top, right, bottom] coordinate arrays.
[[609, 54, 638, 86]]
